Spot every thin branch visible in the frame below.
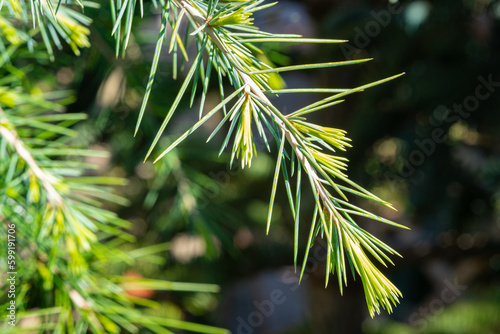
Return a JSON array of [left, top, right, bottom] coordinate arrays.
[[0, 107, 63, 206]]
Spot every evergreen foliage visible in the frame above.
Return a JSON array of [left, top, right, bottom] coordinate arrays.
[[1, 0, 406, 331]]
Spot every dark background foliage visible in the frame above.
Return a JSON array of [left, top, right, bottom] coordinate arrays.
[[51, 0, 500, 333]]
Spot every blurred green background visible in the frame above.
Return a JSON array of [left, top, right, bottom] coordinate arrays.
[[51, 0, 500, 333]]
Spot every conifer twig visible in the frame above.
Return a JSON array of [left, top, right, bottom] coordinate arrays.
[[0, 107, 63, 205]]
